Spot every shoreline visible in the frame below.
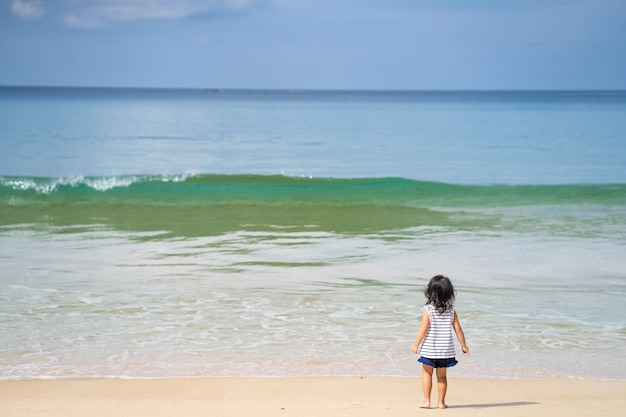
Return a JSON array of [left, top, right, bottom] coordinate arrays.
[[2, 377, 624, 417]]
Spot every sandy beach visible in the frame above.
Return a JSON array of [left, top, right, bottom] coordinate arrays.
[[1, 377, 624, 417]]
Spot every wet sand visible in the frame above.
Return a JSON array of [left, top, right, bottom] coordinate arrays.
[[1, 377, 625, 417]]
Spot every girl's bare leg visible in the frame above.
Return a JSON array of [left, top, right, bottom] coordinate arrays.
[[420, 364, 434, 408], [436, 367, 448, 409]]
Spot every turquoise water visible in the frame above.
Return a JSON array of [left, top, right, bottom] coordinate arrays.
[[1, 88, 625, 380]]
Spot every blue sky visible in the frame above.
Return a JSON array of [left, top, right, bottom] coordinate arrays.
[[2, 0, 626, 89]]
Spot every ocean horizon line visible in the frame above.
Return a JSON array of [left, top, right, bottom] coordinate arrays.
[[2, 85, 626, 94]]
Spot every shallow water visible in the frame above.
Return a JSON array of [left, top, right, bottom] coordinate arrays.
[[1, 224, 624, 380]]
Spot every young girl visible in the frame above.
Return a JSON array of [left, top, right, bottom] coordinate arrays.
[[411, 275, 469, 409]]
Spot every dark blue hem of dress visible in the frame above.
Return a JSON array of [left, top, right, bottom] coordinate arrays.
[[418, 356, 458, 368]]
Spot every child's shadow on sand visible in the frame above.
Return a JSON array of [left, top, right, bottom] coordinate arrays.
[[451, 401, 538, 409]]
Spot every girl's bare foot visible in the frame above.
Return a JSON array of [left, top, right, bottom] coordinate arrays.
[[438, 403, 448, 409], [419, 401, 430, 409]]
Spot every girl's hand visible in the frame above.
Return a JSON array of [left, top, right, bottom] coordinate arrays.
[[411, 343, 419, 354], [462, 346, 469, 354]]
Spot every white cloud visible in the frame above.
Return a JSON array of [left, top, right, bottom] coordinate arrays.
[[11, 0, 46, 20], [61, 0, 268, 28]]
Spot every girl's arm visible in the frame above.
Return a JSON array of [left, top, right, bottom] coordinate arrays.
[[453, 311, 469, 354], [411, 308, 430, 354]]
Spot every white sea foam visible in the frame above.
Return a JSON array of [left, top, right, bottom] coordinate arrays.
[[0, 173, 199, 194]]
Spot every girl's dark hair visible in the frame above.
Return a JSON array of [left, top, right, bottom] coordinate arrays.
[[424, 275, 456, 314]]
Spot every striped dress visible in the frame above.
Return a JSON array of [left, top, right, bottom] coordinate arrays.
[[419, 304, 456, 359]]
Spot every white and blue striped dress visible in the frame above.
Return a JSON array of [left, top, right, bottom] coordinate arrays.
[[419, 304, 456, 359]]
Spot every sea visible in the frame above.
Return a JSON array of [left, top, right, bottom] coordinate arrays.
[[1, 87, 625, 381]]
